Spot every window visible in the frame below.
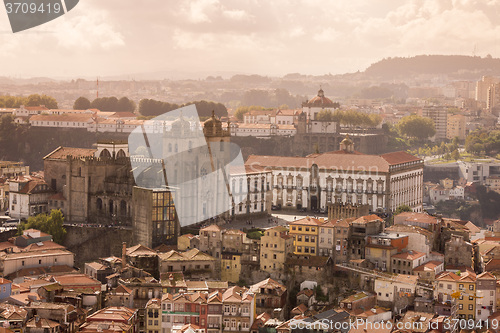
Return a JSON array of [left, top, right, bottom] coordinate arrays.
[[468, 304, 473, 310]]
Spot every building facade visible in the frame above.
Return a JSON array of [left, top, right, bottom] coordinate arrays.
[[246, 138, 423, 214]]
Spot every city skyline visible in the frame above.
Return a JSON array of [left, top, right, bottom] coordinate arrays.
[[0, 0, 499, 78]]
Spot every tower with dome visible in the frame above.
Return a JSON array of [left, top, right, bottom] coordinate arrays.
[[302, 88, 338, 121]]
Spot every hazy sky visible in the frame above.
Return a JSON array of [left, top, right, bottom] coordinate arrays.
[[1, 0, 500, 78]]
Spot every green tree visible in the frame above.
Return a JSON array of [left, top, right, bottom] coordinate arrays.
[[25, 94, 58, 109], [116, 97, 136, 112], [73, 96, 91, 110], [316, 109, 334, 121], [17, 210, 67, 244], [397, 115, 436, 141], [234, 106, 266, 121], [451, 149, 460, 160], [395, 205, 412, 215]]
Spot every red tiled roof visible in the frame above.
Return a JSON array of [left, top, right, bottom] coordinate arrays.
[[289, 216, 324, 226], [413, 261, 442, 272], [391, 250, 425, 260], [52, 274, 100, 287], [18, 180, 51, 194], [380, 151, 422, 165], [49, 192, 66, 201], [44, 146, 96, 160], [396, 212, 439, 225], [0, 278, 12, 284], [126, 244, 156, 256], [200, 224, 220, 232], [352, 214, 384, 224], [246, 152, 395, 173], [24, 106, 48, 111]]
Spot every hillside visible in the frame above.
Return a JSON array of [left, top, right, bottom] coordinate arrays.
[[364, 55, 500, 80]]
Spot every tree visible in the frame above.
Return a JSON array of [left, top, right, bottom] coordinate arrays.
[[397, 115, 436, 141], [316, 109, 334, 121], [73, 97, 91, 110], [234, 106, 266, 121], [451, 149, 460, 160], [25, 94, 58, 109], [91, 97, 119, 111], [395, 205, 413, 215], [17, 209, 67, 244], [116, 97, 136, 112]]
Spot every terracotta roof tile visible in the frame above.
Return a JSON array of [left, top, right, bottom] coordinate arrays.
[[44, 146, 96, 160]]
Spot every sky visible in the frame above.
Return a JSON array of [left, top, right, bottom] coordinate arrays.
[[1, 0, 500, 79]]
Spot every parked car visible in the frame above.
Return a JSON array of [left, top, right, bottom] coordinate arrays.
[[297, 207, 307, 212], [319, 207, 327, 214]]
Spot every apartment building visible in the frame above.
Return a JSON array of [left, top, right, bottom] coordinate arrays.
[[221, 286, 255, 333], [260, 226, 293, 273], [288, 217, 323, 255]]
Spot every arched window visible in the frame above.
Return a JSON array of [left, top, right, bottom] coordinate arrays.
[[96, 198, 103, 212], [120, 200, 127, 216], [116, 149, 126, 158], [100, 149, 111, 158]]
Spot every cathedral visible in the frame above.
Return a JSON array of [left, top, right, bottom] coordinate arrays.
[[44, 110, 271, 248]]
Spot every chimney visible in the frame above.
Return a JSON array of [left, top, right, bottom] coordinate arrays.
[[122, 242, 127, 270]]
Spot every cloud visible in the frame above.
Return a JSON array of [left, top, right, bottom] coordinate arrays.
[[1, 0, 500, 77]]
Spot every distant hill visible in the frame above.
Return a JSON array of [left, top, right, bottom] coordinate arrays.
[[364, 55, 500, 80]]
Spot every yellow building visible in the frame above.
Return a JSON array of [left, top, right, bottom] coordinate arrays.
[[260, 226, 293, 274], [446, 114, 466, 141], [145, 298, 161, 333], [486, 176, 500, 194], [457, 272, 477, 320], [177, 233, 198, 251], [440, 178, 454, 190], [289, 217, 323, 255], [221, 253, 241, 283]]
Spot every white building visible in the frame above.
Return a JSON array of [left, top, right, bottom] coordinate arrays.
[[9, 178, 53, 219], [245, 137, 424, 213], [421, 107, 448, 141], [302, 89, 338, 121], [243, 110, 275, 124], [458, 161, 500, 184], [275, 109, 298, 125], [229, 165, 272, 217], [374, 274, 418, 304], [228, 123, 296, 138], [476, 272, 497, 322]]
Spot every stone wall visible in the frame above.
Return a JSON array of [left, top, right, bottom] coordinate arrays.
[[62, 226, 134, 268]]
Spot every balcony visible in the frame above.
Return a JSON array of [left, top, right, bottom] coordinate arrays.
[[208, 323, 221, 329]]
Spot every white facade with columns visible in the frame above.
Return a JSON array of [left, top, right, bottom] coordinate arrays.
[[245, 139, 423, 213]]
